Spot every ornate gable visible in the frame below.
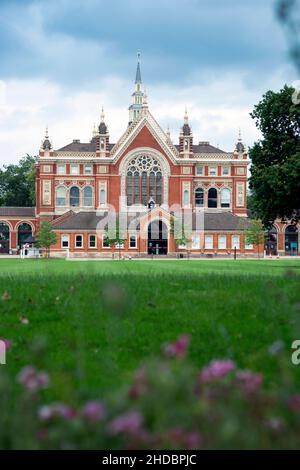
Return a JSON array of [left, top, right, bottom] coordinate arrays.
[[111, 111, 179, 165]]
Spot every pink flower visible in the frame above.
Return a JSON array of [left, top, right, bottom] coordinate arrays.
[[164, 335, 190, 359], [200, 360, 235, 383], [38, 403, 76, 421], [109, 410, 143, 436], [236, 370, 263, 394], [17, 366, 49, 393], [167, 428, 202, 449], [81, 401, 105, 423]]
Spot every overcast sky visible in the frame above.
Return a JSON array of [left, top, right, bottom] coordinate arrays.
[[0, 0, 297, 166]]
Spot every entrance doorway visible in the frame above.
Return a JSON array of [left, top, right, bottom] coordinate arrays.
[[18, 223, 33, 249], [148, 220, 168, 255], [0, 223, 10, 254], [285, 225, 299, 255], [265, 226, 277, 255]]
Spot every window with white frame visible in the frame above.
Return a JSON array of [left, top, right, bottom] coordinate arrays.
[[221, 188, 231, 208], [115, 242, 124, 249], [99, 188, 106, 207], [83, 186, 93, 207], [129, 235, 137, 248], [56, 186, 67, 206], [84, 164, 92, 175], [245, 242, 253, 250], [205, 235, 213, 249], [218, 235, 227, 249], [222, 167, 229, 176], [75, 234, 83, 248], [70, 164, 79, 175], [209, 166, 217, 176], [57, 164, 66, 175], [89, 234, 97, 248], [61, 235, 69, 248], [232, 235, 240, 249], [102, 234, 110, 248], [196, 166, 203, 176]]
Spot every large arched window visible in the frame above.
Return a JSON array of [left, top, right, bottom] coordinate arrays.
[[208, 188, 218, 208], [70, 186, 80, 207], [18, 223, 32, 247], [56, 186, 67, 206], [83, 186, 93, 207], [0, 223, 10, 254], [126, 155, 162, 206], [195, 188, 204, 207], [285, 225, 299, 255], [221, 188, 230, 208]]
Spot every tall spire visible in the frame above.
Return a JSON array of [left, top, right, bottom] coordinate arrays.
[[135, 52, 142, 84], [128, 52, 145, 125]]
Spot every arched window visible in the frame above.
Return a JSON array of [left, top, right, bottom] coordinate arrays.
[[70, 186, 80, 207], [83, 186, 93, 207], [18, 223, 32, 247], [100, 189, 106, 207], [195, 188, 204, 207], [56, 186, 66, 206], [208, 188, 218, 208], [221, 188, 230, 208], [183, 190, 189, 206], [285, 225, 299, 255], [0, 223, 10, 254], [126, 155, 163, 206]]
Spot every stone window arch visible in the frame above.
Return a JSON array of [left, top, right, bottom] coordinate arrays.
[[70, 186, 80, 207], [83, 186, 93, 207], [208, 187, 218, 208], [56, 186, 67, 206], [195, 187, 204, 207]]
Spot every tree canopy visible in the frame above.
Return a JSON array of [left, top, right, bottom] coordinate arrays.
[[249, 85, 300, 226], [0, 155, 36, 207]]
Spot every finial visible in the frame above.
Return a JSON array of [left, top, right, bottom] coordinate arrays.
[[184, 107, 188, 123], [238, 128, 242, 141], [135, 52, 142, 84], [166, 125, 170, 138], [45, 125, 49, 138], [101, 106, 105, 122], [93, 122, 97, 137]]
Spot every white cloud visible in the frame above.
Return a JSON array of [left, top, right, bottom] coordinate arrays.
[[0, 64, 294, 166]]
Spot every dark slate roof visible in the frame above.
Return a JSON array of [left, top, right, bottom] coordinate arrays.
[[202, 212, 250, 231], [174, 142, 226, 153], [53, 210, 249, 232], [0, 207, 36, 217], [57, 141, 115, 152], [57, 141, 97, 152]]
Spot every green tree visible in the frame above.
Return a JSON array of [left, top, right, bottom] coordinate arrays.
[[105, 216, 125, 260], [243, 219, 265, 258], [36, 221, 57, 258], [249, 85, 300, 226], [0, 155, 36, 207]]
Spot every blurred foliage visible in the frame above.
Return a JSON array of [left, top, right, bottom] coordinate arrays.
[[0, 155, 36, 207]]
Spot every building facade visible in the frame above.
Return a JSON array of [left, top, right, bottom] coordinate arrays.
[[0, 57, 298, 257]]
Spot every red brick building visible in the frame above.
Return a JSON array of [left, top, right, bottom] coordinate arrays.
[[0, 58, 298, 257]]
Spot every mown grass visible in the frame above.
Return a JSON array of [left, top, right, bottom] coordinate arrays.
[[1, 259, 300, 402]]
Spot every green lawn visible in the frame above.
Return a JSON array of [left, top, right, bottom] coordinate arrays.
[[1, 258, 300, 403]]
